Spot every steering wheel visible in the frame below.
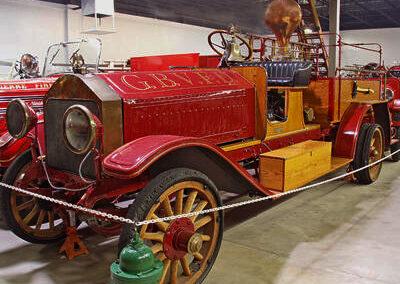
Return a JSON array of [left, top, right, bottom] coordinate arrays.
[[208, 30, 253, 61]]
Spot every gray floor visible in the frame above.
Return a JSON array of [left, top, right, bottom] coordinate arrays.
[[0, 160, 399, 284]]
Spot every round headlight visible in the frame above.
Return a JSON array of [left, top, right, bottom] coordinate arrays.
[[63, 105, 97, 154], [385, 88, 395, 101], [6, 99, 37, 139]]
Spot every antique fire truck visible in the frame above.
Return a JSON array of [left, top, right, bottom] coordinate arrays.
[[2, 0, 400, 283]]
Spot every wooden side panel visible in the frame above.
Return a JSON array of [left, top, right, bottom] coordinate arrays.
[[305, 78, 381, 127], [231, 67, 267, 139], [260, 140, 332, 191], [259, 157, 284, 191], [336, 79, 381, 118], [266, 89, 306, 138], [284, 142, 331, 190], [303, 79, 336, 128]]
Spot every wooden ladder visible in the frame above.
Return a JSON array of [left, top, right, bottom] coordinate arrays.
[[296, 0, 329, 77]]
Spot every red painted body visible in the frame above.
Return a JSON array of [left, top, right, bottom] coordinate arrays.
[[130, 53, 222, 71], [130, 53, 200, 71], [334, 103, 373, 158], [98, 70, 255, 144], [0, 78, 55, 169], [387, 77, 400, 127], [0, 78, 55, 135]]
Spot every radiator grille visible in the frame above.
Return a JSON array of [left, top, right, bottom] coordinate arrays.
[[44, 98, 100, 177]]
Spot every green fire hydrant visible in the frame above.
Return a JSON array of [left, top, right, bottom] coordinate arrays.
[[111, 232, 163, 284]]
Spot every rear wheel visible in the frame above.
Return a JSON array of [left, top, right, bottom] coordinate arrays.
[[119, 168, 223, 284], [0, 150, 66, 243], [353, 123, 384, 184]]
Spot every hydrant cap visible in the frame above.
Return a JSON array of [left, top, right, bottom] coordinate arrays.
[[119, 232, 156, 274]]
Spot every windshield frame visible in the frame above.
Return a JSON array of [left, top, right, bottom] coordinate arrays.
[[42, 38, 102, 77]]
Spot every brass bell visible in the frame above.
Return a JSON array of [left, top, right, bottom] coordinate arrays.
[[227, 37, 244, 62]]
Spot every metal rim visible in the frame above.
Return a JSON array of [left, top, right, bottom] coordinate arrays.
[[368, 127, 384, 181], [140, 181, 219, 284], [62, 105, 97, 155], [6, 99, 34, 139]]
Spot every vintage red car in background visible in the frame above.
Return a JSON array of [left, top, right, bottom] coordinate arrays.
[[1, 1, 400, 283], [0, 38, 102, 173]]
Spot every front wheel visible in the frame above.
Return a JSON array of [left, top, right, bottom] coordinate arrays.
[[0, 150, 66, 243], [119, 168, 223, 284], [353, 123, 384, 184]]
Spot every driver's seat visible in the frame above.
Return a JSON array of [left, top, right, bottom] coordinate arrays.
[[231, 61, 312, 87]]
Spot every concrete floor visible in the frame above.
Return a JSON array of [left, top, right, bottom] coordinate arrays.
[[0, 160, 399, 284]]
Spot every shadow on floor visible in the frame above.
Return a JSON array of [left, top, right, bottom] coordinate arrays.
[[0, 162, 398, 284]]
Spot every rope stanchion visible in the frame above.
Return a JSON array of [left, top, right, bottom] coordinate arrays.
[[1, 148, 399, 229]]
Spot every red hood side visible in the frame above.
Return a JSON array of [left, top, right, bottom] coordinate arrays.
[[0, 77, 56, 134]]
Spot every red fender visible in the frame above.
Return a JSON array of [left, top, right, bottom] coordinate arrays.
[[334, 103, 373, 159], [0, 133, 31, 168], [103, 135, 273, 195]]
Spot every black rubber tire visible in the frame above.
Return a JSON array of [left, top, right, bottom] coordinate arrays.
[[390, 141, 400, 162], [0, 150, 65, 244], [118, 168, 224, 284], [353, 123, 384, 185]]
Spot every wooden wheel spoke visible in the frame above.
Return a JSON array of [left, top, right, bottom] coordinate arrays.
[[193, 252, 204, 261], [175, 190, 184, 215], [35, 210, 46, 230], [160, 259, 171, 284], [48, 211, 54, 229], [370, 146, 376, 154], [158, 253, 167, 262], [190, 200, 208, 222], [183, 191, 198, 214], [162, 199, 174, 217], [201, 234, 211, 242], [194, 215, 212, 231], [170, 260, 179, 284], [143, 232, 164, 243], [23, 204, 39, 224], [17, 199, 34, 211], [151, 213, 169, 232], [151, 243, 163, 254], [180, 256, 191, 276]]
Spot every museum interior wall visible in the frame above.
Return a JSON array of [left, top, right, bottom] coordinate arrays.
[[0, 0, 214, 65], [1, 0, 399, 68]]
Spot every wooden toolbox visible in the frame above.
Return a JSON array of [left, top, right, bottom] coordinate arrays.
[[259, 140, 332, 192]]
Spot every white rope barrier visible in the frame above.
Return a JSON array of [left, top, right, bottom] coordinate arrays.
[[1, 148, 399, 228]]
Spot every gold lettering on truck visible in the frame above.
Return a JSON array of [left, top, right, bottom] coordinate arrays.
[[149, 74, 180, 88], [122, 74, 157, 91]]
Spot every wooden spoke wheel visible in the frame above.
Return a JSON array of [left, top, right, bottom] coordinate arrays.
[[208, 30, 253, 60], [119, 168, 223, 284], [354, 123, 384, 184], [0, 150, 66, 243]]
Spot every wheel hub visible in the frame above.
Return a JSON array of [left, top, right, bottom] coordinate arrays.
[[164, 217, 200, 260], [37, 198, 53, 211]]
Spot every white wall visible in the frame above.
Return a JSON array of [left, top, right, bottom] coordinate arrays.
[[1, 0, 400, 70], [0, 0, 67, 63], [0, 0, 214, 67], [339, 28, 400, 67]]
